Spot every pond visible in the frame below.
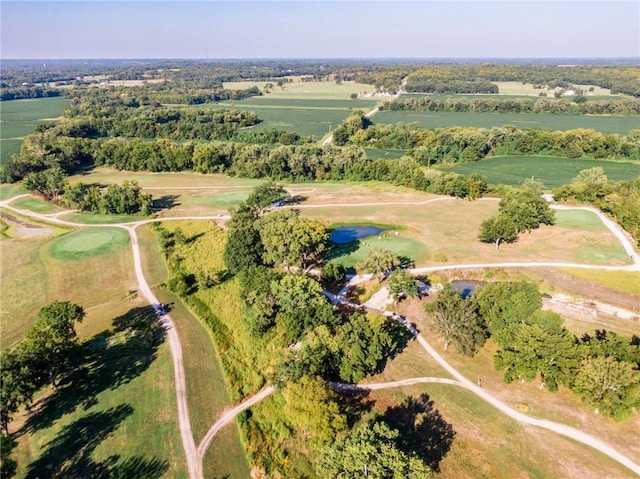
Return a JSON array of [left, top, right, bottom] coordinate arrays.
[[329, 225, 388, 244], [451, 280, 487, 299]]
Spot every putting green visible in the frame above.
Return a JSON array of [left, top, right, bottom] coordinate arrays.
[[49, 228, 130, 260]]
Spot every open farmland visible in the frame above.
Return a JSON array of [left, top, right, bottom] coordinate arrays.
[[203, 80, 380, 138], [0, 97, 69, 164], [373, 110, 640, 134], [443, 155, 640, 188]]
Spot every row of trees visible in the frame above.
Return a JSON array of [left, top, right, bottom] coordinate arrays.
[[344, 122, 640, 162], [381, 96, 640, 116], [425, 281, 640, 419], [0, 86, 62, 101], [22, 167, 152, 216]]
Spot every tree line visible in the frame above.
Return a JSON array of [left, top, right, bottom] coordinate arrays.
[[335, 111, 640, 162], [425, 281, 640, 420], [380, 96, 640, 116]]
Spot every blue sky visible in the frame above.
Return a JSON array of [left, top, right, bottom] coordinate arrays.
[[1, 1, 638, 59]]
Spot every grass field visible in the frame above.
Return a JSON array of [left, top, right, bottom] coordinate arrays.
[[301, 199, 631, 269], [222, 79, 376, 100], [11, 196, 66, 214], [373, 110, 640, 134], [0, 97, 69, 164], [360, 297, 639, 478], [49, 228, 130, 261], [558, 268, 640, 296], [444, 156, 640, 188], [2, 214, 187, 477]]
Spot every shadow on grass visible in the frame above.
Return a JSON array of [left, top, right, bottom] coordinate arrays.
[[152, 194, 181, 211], [25, 404, 169, 479], [21, 306, 165, 434], [324, 240, 361, 262], [382, 393, 455, 472]]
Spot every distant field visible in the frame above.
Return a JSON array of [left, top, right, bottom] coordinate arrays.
[[444, 156, 640, 188], [0, 97, 69, 163], [373, 110, 639, 134], [191, 80, 382, 139], [364, 147, 408, 160], [222, 79, 376, 100]]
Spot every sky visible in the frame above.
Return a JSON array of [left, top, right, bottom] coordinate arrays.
[[1, 1, 638, 59]]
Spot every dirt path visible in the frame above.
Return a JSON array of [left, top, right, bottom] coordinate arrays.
[[197, 385, 276, 458]]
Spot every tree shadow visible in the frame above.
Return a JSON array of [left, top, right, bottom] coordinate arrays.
[[324, 240, 361, 261], [25, 404, 169, 479], [21, 306, 165, 434], [382, 393, 455, 472], [152, 194, 181, 211], [282, 194, 307, 206], [335, 389, 375, 428]]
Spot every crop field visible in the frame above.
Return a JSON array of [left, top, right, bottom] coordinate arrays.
[[0, 97, 69, 163], [443, 155, 640, 188], [222, 78, 376, 100], [190, 79, 381, 139], [373, 110, 639, 134]]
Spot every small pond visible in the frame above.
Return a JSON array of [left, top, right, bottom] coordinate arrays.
[[451, 280, 487, 299], [329, 225, 388, 244]]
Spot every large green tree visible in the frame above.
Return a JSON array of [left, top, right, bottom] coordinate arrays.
[[387, 269, 418, 303], [316, 419, 432, 478], [282, 376, 347, 447], [360, 248, 400, 283], [425, 284, 486, 356], [257, 209, 328, 269], [494, 323, 579, 391], [477, 214, 518, 249], [571, 356, 640, 419], [23, 301, 85, 387]]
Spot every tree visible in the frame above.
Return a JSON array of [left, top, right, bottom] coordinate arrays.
[[272, 273, 335, 343], [245, 180, 287, 214], [257, 209, 328, 269], [321, 261, 346, 286], [360, 248, 400, 283], [282, 376, 347, 447], [498, 190, 555, 234], [23, 166, 67, 200], [316, 419, 432, 479], [477, 214, 518, 249], [494, 323, 579, 391], [571, 356, 640, 419], [424, 284, 486, 356], [0, 432, 17, 479], [223, 208, 264, 274], [23, 301, 85, 387], [388, 269, 418, 303]]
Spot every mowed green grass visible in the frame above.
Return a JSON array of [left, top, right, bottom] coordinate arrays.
[[13, 302, 186, 479], [49, 227, 130, 261], [3, 218, 186, 476], [12, 196, 67, 214], [373, 110, 640, 134], [444, 156, 640, 188], [0, 97, 69, 163]]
